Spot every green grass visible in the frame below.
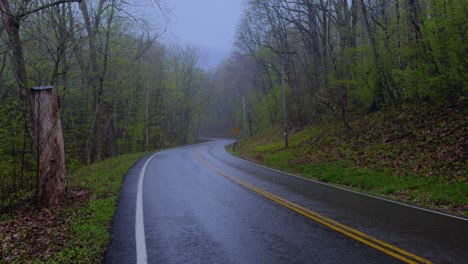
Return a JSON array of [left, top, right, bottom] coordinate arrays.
[[0, 151, 152, 263], [53, 151, 152, 263], [234, 113, 468, 216], [242, 148, 467, 214], [252, 142, 283, 152], [54, 198, 119, 263]]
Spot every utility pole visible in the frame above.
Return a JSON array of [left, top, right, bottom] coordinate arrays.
[[278, 50, 295, 148], [280, 56, 288, 148], [243, 96, 247, 139]]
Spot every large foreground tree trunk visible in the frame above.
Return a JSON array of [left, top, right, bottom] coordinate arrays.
[[31, 86, 67, 207]]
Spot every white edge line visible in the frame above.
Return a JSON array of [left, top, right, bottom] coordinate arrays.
[[223, 143, 468, 222], [136, 151, 164, 264]]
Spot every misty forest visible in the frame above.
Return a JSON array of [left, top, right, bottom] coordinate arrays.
[[0, 0, 466, 212]]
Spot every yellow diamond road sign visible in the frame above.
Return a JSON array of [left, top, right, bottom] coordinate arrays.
[[232, 127, 239, 135]]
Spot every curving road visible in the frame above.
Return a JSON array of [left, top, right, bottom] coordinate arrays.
[[105, 139, 468, 264]]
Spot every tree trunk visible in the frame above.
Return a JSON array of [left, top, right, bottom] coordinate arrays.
[[79, 0, 105, 162], [183, 111, 190, 145], [0, 1, 27, 99], [248, 111, 253, 137], [31, 86, 67, 207], [144, 85, 150, 151], [406, 0, 423, 42], [359, 0, 394, 106], [107, 101, 119, 157]]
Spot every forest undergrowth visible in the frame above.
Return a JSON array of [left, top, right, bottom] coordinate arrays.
[[235, 102, 467, 216], [0, 151, 150, 263]]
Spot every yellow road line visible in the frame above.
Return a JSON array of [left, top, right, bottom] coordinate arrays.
[[194, 148, 432, 264]]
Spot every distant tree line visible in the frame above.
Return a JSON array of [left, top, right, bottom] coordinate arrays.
[[0, 0, 209, 209], [205, 0, 466, 137]]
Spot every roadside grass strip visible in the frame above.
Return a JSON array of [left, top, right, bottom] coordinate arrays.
[[195, 147, 432, 264]]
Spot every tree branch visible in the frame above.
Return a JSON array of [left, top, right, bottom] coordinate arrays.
[[22, 0, 82, 18]]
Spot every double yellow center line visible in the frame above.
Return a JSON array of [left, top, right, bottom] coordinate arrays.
[[195, 148, 431, 264]]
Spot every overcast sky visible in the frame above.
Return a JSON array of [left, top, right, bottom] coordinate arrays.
[[165, 0, 244, 69]]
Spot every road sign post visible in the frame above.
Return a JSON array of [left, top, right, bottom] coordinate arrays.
[[232, 127, 239, 151]]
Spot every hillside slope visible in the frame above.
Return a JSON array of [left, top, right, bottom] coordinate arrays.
[[236, 103, 467, 216]]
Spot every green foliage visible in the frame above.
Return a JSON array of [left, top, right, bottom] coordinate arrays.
[[421, 0, 468, 100], [0, 97, 36, 209], [219, 0, 468, 139], [1, 0, 214, 209]]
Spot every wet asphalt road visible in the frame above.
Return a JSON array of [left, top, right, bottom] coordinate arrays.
[[105, 139, 468, 264]]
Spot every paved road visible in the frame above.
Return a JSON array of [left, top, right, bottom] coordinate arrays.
[[105, 139, 468, 263]]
